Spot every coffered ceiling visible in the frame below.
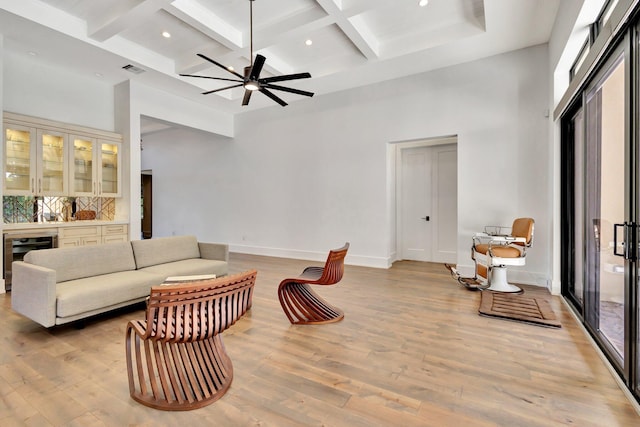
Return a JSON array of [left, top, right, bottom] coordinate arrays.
[[0, 0, 561, 114]]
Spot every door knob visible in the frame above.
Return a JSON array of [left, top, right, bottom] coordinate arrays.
[[421, 216, 430, 221]]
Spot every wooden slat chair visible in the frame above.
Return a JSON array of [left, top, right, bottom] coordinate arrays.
[[278, 243, 349, 325], [125, 270, 257, 411]]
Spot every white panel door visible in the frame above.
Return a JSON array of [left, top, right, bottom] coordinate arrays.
[[400, 144, 457, 263], [401, 146, 432, 261], [431, 145, 458, 263]]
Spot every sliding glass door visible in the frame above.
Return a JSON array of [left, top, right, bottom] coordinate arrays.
[[584, 51, 628, 368], [562, 38, 635, 391]]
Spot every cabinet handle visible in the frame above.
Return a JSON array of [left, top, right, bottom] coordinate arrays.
[[99, 182, 102, 195], [38, 178, 42, 194], [31, 178, 35, 193]]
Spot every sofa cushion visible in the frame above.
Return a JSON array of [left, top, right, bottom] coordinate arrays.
[[131, 235, 201, 269], [138, 258, 228, 279], [56, 270, 164, 318], [24, 242, 136, 283]]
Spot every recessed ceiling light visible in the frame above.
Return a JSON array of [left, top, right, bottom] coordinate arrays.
[[162, 31, 171, 38], [305, 39, 313, 46], [227, 65, 235, 71], [27, 51, 37, 56], [419, 0, 429, 6], [95, 72, 103, 78]]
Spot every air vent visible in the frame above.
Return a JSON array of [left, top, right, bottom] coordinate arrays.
[[122, 64, 146, 74]]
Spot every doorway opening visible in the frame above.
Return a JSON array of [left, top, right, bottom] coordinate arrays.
[[393, 136, 458, 264], [141, 171, 152, 239]]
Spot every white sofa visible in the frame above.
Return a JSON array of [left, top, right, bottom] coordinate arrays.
[[11, 235, 228, 328]]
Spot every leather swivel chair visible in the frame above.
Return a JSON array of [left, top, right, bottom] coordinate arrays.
[[470, 217, 535, 293]]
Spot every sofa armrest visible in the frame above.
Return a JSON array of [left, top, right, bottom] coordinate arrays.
[[198, 242, 229, 263], [11, 261, 57, 328]]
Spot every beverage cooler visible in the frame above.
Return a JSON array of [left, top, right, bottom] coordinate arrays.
[[3, 232, 58, 291]]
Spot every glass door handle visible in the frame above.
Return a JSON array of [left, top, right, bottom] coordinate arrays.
[[613, 223, 624, 257], [613, 222, 637, 260]]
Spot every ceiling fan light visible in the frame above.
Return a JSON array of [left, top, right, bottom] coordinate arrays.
[[244, 81, 260, 91]]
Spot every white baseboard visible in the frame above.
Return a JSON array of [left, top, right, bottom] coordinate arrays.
[[229, 244, 392, 269]]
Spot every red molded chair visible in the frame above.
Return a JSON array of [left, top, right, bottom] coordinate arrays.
[[278, 243, 349, 324]]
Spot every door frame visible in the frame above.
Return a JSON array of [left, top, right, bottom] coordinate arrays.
[[393, 135, 458, 263]]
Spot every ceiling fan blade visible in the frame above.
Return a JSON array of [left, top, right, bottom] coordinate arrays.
[[202, 83, 244, 95], [242, 90, 253, 106], [260, 88, 288, 107], [179, 74, 243, 83], [260, 72, 311, 84], [264, 84, 314, 98], [197, 53, 245, 79], [249, 54, 266, 80]]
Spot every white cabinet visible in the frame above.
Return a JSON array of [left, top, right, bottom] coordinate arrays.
[[101, 224, 128, 244], [70, 136, 121, 197], [4, 123, 69, 196], [3, 112, 122, 198], [38, 129, 68, 196], [58, 225, 102, 247], [4, 123, 35, 195], [57, 224, 128, 247]]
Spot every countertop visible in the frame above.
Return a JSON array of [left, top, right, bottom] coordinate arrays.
[[3, 220, 129, 231]]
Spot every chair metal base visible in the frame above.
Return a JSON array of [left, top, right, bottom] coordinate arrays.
[[446, 264, 489, 291], [484, 267, 522, 293], [447, 264, 522, 293]]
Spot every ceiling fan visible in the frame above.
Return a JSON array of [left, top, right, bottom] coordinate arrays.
[[179, 0, 314, 107]]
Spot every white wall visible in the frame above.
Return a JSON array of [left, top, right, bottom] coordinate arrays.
[[142, 44, 552, 283], [1, 34, 553, 283], [3, 49, 114, 130], [115, 80, 234, 240]]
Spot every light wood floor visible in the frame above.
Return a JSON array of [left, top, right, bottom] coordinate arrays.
[[1, 253, 639, 426]]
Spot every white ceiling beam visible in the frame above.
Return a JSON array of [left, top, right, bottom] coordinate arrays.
[[255, 7, 330, 48], [315, 0, 379, 59], [178, 7, 332, 77], [165, 0, 243, 51], [340, 0, 391, 18], [0, 0, 177, 76], [0, 0, 88, 40], [88, 0, 170, 42]]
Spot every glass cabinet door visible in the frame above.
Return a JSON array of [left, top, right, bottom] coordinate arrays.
[[4, 124, 36, 195], [71, 136, 96, 196], [99, 141, 119, 196], [37, 129, 67, 196]]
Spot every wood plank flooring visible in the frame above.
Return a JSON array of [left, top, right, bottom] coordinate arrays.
[[0, 253, 639, 426]]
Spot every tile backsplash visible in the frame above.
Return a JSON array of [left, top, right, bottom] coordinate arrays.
[[3, 196, 115, 223]]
